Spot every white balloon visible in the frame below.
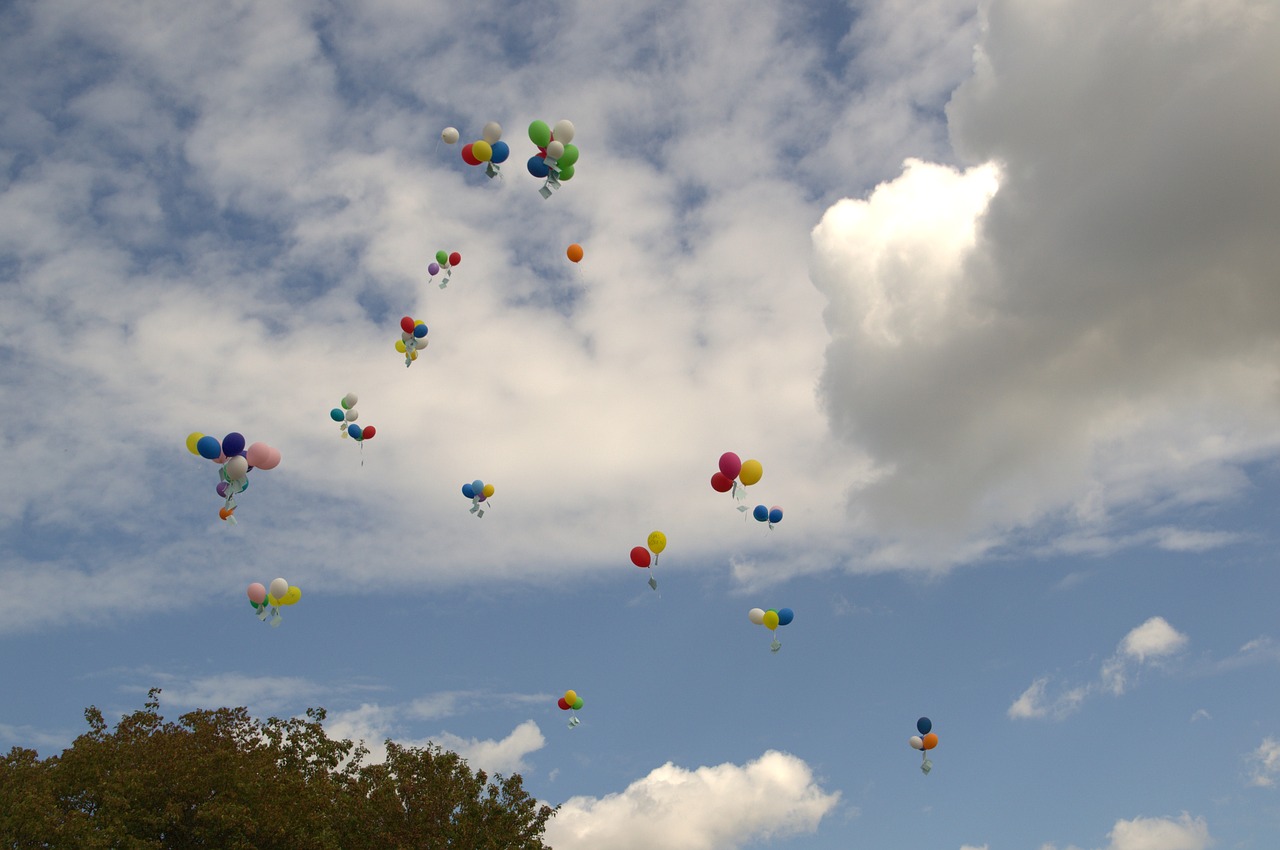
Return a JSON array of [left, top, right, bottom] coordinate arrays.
[[225, 456, 249, 481], [269, 577, 289, 600], [546, 140, 565, 160], [441, 127, 459, 144], [342, 392, 358, 408], [345, 408, 359, 422], [908, 736, 924, 750], [482, 121, 502, 144], [747, 607, 765, 625], [552, 119, 575, 143]]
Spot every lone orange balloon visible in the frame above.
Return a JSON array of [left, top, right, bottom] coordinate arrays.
[[566, 243, 584, 263]]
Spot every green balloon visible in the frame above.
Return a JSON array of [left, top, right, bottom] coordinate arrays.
[[558, 144, 579, 168], [558, 164, 575, 182], [435, 250, 448, 265], [572, 697, 583, 710], [528, 120, 551, 148]]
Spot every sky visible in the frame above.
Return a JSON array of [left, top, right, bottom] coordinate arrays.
[[1, 0, 1279, 847]]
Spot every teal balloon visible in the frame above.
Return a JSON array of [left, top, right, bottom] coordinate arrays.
[[330, 408, 344, 422]]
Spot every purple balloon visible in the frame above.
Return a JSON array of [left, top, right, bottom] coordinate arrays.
[[428, 262, 440, 276], [216, 482, 229, 497], [221, 432, 246, 457]]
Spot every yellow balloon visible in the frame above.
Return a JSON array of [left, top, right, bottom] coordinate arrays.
[[395, 340, 407, 353], [763, 610, 779, 630], [410, 349, 418, 360], [483, 483, 495, 498], [281, 586, 302, 606], [472, 140, 492, 162], [739, 459, 763, 486], [647, 531, 667, 554], [268, 595, 281, 607], [185, 432, 204, 455], [564, 689, 577, 704]]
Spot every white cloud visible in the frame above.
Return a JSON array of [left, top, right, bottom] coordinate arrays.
[[960, 844, 989, 850], [1246, 737, 1280, 787], [430, 720, 546, 777], [1104, 813, 1210, 850], [1119, 617, 1189, 663], [543, 750, 839, 850]]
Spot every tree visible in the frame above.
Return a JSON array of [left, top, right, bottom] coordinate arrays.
[[0, 689, 555, 849]]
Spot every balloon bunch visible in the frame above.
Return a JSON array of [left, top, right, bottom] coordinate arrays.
[[247, 577, 300, 628], [461, 479, 494, 517], [186, 431, 281, 525], [557, 689, 584, 728], [429, 250, 462, 289], [751, 504, 783, 529], [748, 607, 794, 653], [329, 393, 362, 437], [629, 530, 666, 591], [710, 452, 763, 506], [396, 316, 429, 367], [527, 119, 579, 199], [908, 717, 939, 774], [460, 121, 511, 178]]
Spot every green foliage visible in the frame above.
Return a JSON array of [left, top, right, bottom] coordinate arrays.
[[0, 689, 555, 849]]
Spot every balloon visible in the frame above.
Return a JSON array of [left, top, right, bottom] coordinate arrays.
[[342, 392, 358, 409], [247, 583, 266, 604], [527, 156, 550, 178], [185, 432, 205, 455], [557, 164, 575, 182], [552, 119, 575, 143], [490, 140, 510, 164], [219, 506, 234, 521], [395, 340, 407, 353], [630, 546, 651, 568], [768, 507, 783, 525], [449, 252, 461, 266], [216, 481, 228, 498], [330, 408, 344, 422], [269, 578, 289, 599], [221, 432, 246, 457], [916, 717, 932, 735], [428, 262, 440, 276], [558, 144, 580, 168], [344, 408, 359, 422], [441, 127, 459, 144], [718, 452, 742, 480], [563, 689, 577, 704], [710, 472, 733, 492], [281, 586, 302, 606], [347, 424, 361, 439], [258, 447, 282, 470], [462, 483, 476, 499], [566, 243, 584, 263], [482, 121, 502, 144], [460, 143, 480, 166], [197, 435, 221, 460], [482, 483, 494, 499], [528, 120, 551, 147], [922, 733, 938, 750], [245, 442, 272, 467], [400, 316, 416, 334], [361, 426, 375, 440], [225, 456, 249, 481], [647, 531, 666, 554], [557, 697, 570, 710], [763, 610, 780, 630], [908, 736, 924, 750], [472, 140, 492, 162], [753, 504, 768, 522], [472, 479, 484, 495], [739, 459, 762, 486], [546, 140, 565, 160], [414, 322, 428, 338], [777, 608, 794, 626], [436, 250, 448, 266], [572, 697, 583, 710], [748, 607, 765, 625]]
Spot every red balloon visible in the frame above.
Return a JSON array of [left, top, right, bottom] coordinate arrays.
[[361, 426, 376, 440], [710, 472, 733, 493], [718, 452, 742, 480], [400, 316, 415, 334], [630, 546, 651, 568], [448, 252, 461, 266], [461, 143, 480, 166], [557, 697, 570, 710]]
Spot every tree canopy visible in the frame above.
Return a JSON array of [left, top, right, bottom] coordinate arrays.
[[0, 689, 555, 849]]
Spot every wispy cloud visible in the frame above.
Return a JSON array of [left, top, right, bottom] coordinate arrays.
[[1246, 738, 1280, 787]]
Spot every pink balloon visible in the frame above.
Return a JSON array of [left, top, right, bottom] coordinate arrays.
[[256, 447, 282, 470], [214, 452, 227, 464], [247, 583, 266, 604], [718, 452, 742, 480], [245, 442, 272, 467]]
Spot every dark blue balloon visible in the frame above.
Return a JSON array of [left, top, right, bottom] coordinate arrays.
[[196, 435, 222, 460], [753, 504, 768, 522], [527, 155, 549, 178], [414, 323, 428, 338], [221, 432, 246, 457], [917, 717, 932, 735], [462, 483, 476, 499], [347, 424, 362, 439], [768, 507, 783, 524], [490, 141, 510, 164], [777, 608, 794, 626]]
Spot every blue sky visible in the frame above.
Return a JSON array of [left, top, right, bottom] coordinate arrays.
[[3, 1, 1280, 848]]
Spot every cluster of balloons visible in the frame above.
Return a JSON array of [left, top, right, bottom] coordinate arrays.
[[751, 505, 783, 528], [429, 250, 462, 289], [748, 607, 794, 652], [527, 119, 579, 198], [396, 316, 429, 367], [186, 431, 281, 524], [710, 452, 763, 504], [461, 479, 494, 517], [629, 531, 666, 591], [329, 392, 375, 442], [247, 577, 300, 628], [566, 243, 583, 263], [454, 122, 510, 178], [908, 717, 939, 774], [557, 689, 584, 728]]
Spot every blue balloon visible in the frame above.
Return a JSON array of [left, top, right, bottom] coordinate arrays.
[[472, 479, 484, 494], [196, 435, 222, 460], [221, 432, 246, 457], [347, 423, 362, 439], [330, 408, 344, 422], [527, 155, 549, 178], [462, 483, 476, 499], [490, 140, 510, 164], [777, 608, 794, 626], [414, 323, 428, 338], [769, 507, 783, 524], [917, 717, 932, 735], [753, 504, 768, 522]]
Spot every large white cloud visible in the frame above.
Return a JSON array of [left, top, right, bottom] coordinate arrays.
[[543, 750, 839, 850], [1040, 813, 1210, 850]]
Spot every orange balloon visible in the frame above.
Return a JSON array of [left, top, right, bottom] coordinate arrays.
[[566, 243, 584, 263], [219, 507, 235, 521], [921, 732, 938, 750]]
